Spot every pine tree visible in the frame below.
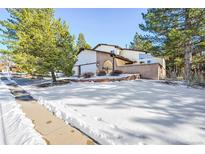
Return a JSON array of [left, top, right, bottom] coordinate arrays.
[[76, 33, 91, 50], [0, 9, 77, 82], [129, 32, 153, 51], [139, 8, 205, 83]]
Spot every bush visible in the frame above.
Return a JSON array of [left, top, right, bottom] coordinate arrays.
[[110, 70, 123, 76], [97, 70, 107, 76], [82, 72, 94, 78]]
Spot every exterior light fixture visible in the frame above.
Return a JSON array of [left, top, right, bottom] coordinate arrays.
[[110, 50, 116, 73], [110, 50, 116, 57]]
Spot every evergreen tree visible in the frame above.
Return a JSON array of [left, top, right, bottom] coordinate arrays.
[[0, 9, 77, 82], [76, 33, 91, 50], [129, 32, 153, 51], [139, 8, 205, 83]]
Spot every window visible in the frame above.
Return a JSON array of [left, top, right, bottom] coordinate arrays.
[[139, 54, 146, 59], [147, 54, 153, 59]]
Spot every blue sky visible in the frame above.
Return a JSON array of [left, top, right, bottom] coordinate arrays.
[[0, 8, 147, 49]]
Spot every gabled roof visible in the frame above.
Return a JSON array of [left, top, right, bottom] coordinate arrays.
[[93, 43, 153, 53], [93, 43, 123, 50], [78, 48, 134, 63]]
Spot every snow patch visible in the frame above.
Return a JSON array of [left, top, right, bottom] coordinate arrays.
[[21, 80, 205, 145], [0, 80, 46, 145]]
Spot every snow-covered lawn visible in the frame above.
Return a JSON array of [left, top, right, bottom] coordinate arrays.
[[23, 80, 205, 145], [0, 79, 46, 145], [66, 74, 135, 80]]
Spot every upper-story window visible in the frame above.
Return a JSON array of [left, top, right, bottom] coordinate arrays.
[[139, 53, 146, 59], [139, 53, 153, 60], [147, 54, 154, 59]]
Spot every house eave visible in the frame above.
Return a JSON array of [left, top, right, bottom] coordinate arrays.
[[78, 48, 134, 63]]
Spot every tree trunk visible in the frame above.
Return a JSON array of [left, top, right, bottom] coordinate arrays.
[[184, 42, 192, 83], [184, 9, 192, 84], [51, 71, 57, 83]]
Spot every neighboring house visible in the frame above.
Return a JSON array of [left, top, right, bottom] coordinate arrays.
[[0, 53, 18, 73], [73, 43, 166, 80]]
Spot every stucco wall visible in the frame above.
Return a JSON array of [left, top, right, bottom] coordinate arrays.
[[117, 63, 165, 80], [94, 45, 166, 68], [158, 64, 166, 80], [96, 51, 118, 70], [96, 51, 165, 80], [115, 58, 127, 66], [74, 49, 166, 79], [120, 50, 142, 63], [95, 45, 121, 55], [154, 57, 166, 69]]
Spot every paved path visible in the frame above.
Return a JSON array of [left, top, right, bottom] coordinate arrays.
[[5, 81, 96, 145], [0, 77, 46, 145]]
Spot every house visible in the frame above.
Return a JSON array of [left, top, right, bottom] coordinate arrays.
[[0, 53, 19, 73], [73, 43, 166, 80]]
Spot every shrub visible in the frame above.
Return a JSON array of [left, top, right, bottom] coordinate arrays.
[[97, 70, 106, 76], [110, 70, 123, 76], [82, 72, 94, 78]]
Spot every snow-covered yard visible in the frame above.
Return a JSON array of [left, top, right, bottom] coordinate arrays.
[[0, 79, 46, 145], [23, 80, 205, 145]]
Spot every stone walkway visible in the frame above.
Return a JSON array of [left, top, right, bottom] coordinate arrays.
[[8, 83, 96, 145]]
